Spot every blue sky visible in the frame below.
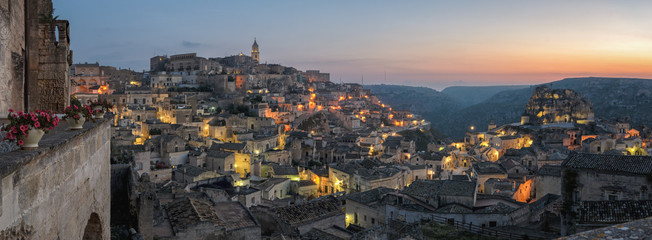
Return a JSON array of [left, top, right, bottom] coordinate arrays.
[[55, 1, 652, 90]]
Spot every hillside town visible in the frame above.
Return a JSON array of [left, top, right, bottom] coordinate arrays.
[[2, 1, 652, 239], [67, 40, 652, 239]]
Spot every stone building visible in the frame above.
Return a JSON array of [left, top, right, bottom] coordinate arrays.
[[535, 165, 561, 199], [522, 86, 594, 126], [252, 196, 344, 236], [1, 0, 72, 115], [70, 62, 109, 94], [561, 153, 652, 235]]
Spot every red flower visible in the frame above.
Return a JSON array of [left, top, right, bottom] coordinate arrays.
[[34, 121, 41, 128], [17, 140, 23, 146], [17, 111, 23, 116], [20, 125, 28, 132], [8, 109, 13, 113]]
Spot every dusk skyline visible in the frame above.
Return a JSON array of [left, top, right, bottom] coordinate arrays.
[[56, 0, 652, 90]]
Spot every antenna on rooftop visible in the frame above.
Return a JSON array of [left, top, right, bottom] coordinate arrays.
[[361, 74, 364, 85]]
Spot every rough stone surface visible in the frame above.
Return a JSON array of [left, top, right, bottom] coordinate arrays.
[[561, 216, 652, 240], [0, 117, 111, 239], [524, 86, 594, 125], [0, 0, 27, 115]]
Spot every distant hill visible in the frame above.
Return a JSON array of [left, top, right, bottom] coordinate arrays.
[[364, 84, 462, 115], [441, 85, 528, 107], [367, 77, 652, 139]]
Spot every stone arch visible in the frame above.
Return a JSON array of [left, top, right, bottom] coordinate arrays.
[[78, 79, 87, 85], [89, 79, 98, 85], [82, 212, 102, 240]]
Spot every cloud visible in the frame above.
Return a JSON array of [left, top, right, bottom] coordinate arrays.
[[182, 41, 201, 48]]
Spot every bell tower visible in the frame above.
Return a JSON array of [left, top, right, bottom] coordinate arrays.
[[251, 38, 259, 63]]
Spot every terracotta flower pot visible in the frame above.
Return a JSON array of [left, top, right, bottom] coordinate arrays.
[[67, 116, 86, 130], [20, 128, 45, 150]]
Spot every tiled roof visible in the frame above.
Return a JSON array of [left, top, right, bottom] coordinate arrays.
[[255, 178, 290, 192], [451, 174, 470, 181], [578, 201, 652, 224], [164, 197, 224, 234], [346, 187, 395, 205], [207, 149, 234, 158], [272, 196, 342, 225], [562, 153, 652, 175], [474, 202, 515, 214], [538, 165, 561, 177], [272, 165, 299, 176], [402, 180, 476, 198], [213, 142, 246, 151], [213, 201, 258, 231], [472, 161, 506, 175]]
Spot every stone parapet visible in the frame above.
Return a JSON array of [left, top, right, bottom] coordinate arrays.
[[0, 116, 111, 239]]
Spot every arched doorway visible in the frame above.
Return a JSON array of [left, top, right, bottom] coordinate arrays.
[[82, 213, 102, 240]]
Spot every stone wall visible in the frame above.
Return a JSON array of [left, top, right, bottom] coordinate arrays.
[[1, 0, 71, 114], [0, 118, 111, 239], [0, 0, 26, 115]]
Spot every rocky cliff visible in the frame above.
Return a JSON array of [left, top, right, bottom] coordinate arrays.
[[523, 86, 594, 125]]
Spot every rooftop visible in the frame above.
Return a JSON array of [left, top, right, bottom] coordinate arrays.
[[562, 153, 652, 175], [472, 161, 506, 175], [272, 165, 299, 176], [164, 197, 224, 234], [402, 180, 476, 198], [578, 200, 652, 224], [213, 201, 259, 231], [538, 165, 561, 177], [346, 187, 395, 205], [564, 216, 652, 240], [272, 196, 342, 226]]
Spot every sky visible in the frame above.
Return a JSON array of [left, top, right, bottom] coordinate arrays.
[[55, 0, 652, 90]]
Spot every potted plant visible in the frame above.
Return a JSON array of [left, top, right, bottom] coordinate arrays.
[[2, 109, 60, 149], [88, 99, 113, 119], [63, 104, 94, 129]]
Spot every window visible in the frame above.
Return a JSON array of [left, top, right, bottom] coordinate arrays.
[[230, 164, 233, 169], [489, 221, 497, 227], [609, 194, 618, 201], [371, 218, 375, 224], [134, 99, 138, 104], [364, 215, 367, 221], [354, 213, 358, 224]]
